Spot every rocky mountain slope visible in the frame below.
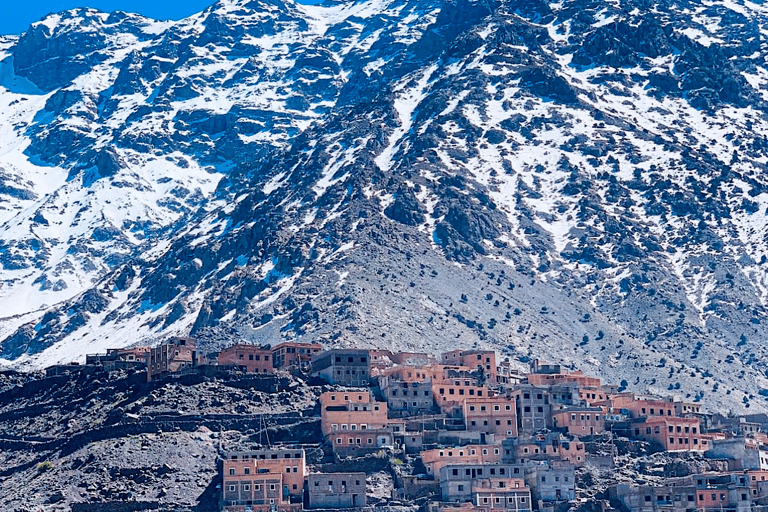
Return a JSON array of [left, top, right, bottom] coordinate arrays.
[[2, 0, 768, 412]]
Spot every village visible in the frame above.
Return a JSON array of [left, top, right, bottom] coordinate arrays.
[[45, 338, 768, 512]]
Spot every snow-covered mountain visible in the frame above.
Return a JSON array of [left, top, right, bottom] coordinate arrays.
[[2, 0, 768, 411]]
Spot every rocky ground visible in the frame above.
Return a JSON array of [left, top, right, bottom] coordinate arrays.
[[0, 367, 323, 511], [0, 368, 738, 511]]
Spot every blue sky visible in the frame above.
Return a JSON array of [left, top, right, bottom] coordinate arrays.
[[0, 0, 219, 35]]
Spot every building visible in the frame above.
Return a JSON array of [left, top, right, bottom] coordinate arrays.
[[552, 407, 605, 437], [503, 435, 586, 466], [330, 428, 395, 457], [271, 342, 322, 371], [311, 349, 371, 386], [421, 445, 504, 480], [632, 416, 710, 452], [319, 391, 388, 435], [606, 394, 676, 419], [524, 460, 576, 504], [442, 350, 498, 383], [513, 386, 552, 435], [526, 370, 601, 389], [380, 374, 435, 416], [218, 344, 274, 373], [440, 464, 526, 502], [221, 448, 306, 511], [707, 437, 768, 470], [319, 390, 402, 456], [472, 478, 532, 512], [463, 396, 518, 439], [611, 474, 752, 512], [307, 473, 366, 508], [85, 347, 150, 370], [147, 337, 199, 381], [433, 377, 492, 414]]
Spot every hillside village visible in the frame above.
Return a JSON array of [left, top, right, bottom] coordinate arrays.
[[35, 338, 768, 512]]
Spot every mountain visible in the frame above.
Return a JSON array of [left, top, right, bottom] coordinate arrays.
[[1, 0, 768, 412]]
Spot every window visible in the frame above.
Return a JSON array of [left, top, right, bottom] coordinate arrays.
[[244, 484, 250, 491], [229, 468, 235, 475], [229, 485, 236, 492], [244, 468, 250, 475]]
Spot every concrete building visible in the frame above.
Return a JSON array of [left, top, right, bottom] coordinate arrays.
[[218, 344, 274, 373], [147, 337, 199, 381], [503, 435, 586, 466], [307, 473, 366, 508], [380, 374, 435, 416], [707, 437, 768, 470], [440, 464, 526, 502], [271, 341, 322, 371], [513, 386, 552, 435], [311, 349, 371, 386], [611, 474, 752, 512], [473, 478, 532, 512], [524, 460, 576, 504]]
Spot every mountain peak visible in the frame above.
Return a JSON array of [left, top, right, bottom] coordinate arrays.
[[1, 0, 768, 413]]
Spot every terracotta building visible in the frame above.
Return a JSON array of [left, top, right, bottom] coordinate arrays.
[[147, 337, 199, 381], [442, 350, 498, 383], [329, 428, 395, 457], [552, 407, 606, 437], [221, 448, 306, 511], [421, 445, 504, 480], [307, 472, 366, 508], [463, 396, 519, 439], [86, 347, 149, 370], [632, 416, 710, 452], [218, 344, 274, 373], [319, 391, 388, 435], [433, 376, 493, 414], [606, 394, 676, 419]]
